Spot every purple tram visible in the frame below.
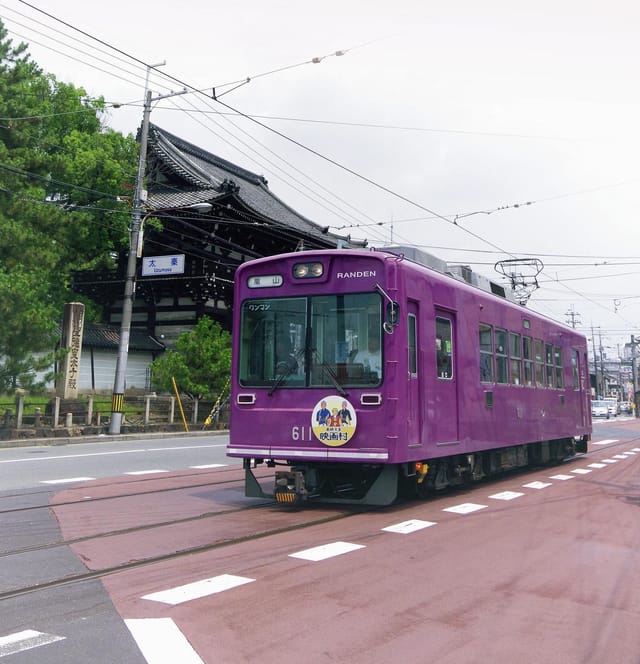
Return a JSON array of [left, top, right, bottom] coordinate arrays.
[[227, 247, 591, 506]]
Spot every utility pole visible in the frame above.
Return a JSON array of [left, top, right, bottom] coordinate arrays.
[[590, 326, 599, 397], [565, 306, 581, 329], [109, 64, 187, 434], [598, 330, 605, 398], [632, 335, 639, 417]]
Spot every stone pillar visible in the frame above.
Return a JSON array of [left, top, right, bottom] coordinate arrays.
[[57, 302, 85, 399]]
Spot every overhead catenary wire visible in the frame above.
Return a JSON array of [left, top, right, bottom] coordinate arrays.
[[4, 2, 640, 337]]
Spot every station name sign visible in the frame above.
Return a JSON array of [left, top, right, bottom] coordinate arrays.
[[142, 254, 185, 276]]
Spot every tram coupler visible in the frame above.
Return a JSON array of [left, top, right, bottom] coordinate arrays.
[[274, 469, 307, 505]]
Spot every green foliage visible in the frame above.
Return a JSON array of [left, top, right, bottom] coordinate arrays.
[[0, 20, 138, 390], [150, 318, 231, 400]]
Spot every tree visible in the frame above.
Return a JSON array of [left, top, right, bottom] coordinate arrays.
[[0, 20, 137, 390], [150, 318, 231, 400]]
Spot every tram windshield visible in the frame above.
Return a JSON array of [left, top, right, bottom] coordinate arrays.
[[238, 292, 382, 388]]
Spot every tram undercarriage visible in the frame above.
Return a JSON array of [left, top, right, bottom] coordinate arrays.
[[243, 436, 589, 507]]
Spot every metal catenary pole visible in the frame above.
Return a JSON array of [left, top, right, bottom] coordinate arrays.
[[109, 65, 187, 434]]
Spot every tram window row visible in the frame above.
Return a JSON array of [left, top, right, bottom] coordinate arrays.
[[478, 323, 580, 390]]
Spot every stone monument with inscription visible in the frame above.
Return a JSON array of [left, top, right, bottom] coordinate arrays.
[[57, 302, 85, 399]]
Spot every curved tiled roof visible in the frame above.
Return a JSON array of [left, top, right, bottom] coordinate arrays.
[[80, 323, 165, 352], [146, 124, 363, 247]]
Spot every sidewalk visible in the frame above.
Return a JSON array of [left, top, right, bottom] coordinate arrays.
[[0, 425, 227, 449]]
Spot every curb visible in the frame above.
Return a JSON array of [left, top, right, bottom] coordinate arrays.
[[0, 429, 228, 449]]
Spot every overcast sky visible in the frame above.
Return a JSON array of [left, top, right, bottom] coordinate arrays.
[[3, 0, 640, 356]]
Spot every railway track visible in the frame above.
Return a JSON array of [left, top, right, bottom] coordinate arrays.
[[0, 466, 355, 602], [3, 434, 638, 604]]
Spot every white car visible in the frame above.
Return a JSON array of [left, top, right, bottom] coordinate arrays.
[[591, 400, 609, 418]]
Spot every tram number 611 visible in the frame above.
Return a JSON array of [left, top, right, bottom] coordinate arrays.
[[292, 426, 313, 441]]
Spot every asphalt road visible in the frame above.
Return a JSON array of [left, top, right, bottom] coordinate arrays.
[[2, 421, 640, 663]]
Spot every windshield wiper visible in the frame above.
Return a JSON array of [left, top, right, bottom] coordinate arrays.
[[268, 353, 301, 396], [310, 348, 348, 397]]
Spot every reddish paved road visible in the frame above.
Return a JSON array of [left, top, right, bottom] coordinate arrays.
[[53, 424, 640, 663]]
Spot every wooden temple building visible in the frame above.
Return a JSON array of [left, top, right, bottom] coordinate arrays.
[[73, 124, 362, 345]]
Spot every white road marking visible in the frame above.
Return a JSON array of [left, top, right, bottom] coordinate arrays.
[[146, 444, 227, 451], [549, 474, 574, 480], [190, 464, 228, 469], [591, 439, 619, 445], [0, 630, 65, 657], [289, 541, 365, 561], [0, 450, 140, 464], [124, 470, 169, 475], [632, 448, 640, 452], [601, 459, 618, 463], [612, 455, 629, 460], [523, 481, 552, 489], [125, 618, 203, 664], [587, 463, 607, 469], [489, 491, 524, 501], [40, 477, 95, 484], [0, 444, 224, 464], [443, 502, 487, 515], [571, 468, 592, 475], [623, 451, 636, 455], [142, 574, 255, 605], [382, 519, 437, 534]]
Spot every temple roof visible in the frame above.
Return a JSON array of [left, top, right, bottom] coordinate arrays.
[[145, 124, 363, 248], [80, 323, 165, 352]]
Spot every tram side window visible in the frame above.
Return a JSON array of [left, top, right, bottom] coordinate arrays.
[[534, 339, 545, 386], [523, 336, 534, 386], [545, 343, 555, 387], [495, 328, 508, 384], [554, 346, 564, 388], [408, 314, 417, 375], [436, 317, 453, 378], [479, 324, 493, 382], [571, 349, 579, 389], [509, 332, 522, 385]]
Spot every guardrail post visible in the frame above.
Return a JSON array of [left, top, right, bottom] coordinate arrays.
[[144, 395, 152, 425], [53, 396, 61, 427], [87, 396, 94, 425], [15, 395, 24, 429]]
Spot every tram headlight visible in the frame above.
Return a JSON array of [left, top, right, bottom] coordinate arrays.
[[293, 262, 324, 279]]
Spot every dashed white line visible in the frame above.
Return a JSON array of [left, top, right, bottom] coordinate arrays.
[[190, 464, 228, 469], [41, 477, 95, 484], [0, 630, 65, 658], [549, 474, 574, 480], [489, 491, 525, 501], [591, 439, 619, 445], [443, 502, 487, 515], [142, 574, 255, 605], [382, 519, 437, 534], [587, 463, 607, 469], [289, 541, 365, 561], [523, 481, 552, 489], [124, 470, 169, 475], [125, 618, 203, 664], [571, 468, 592, 475]]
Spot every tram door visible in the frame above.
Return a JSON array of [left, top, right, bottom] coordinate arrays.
[[407, 301, 422, 446], [433, 310, 459, 443]]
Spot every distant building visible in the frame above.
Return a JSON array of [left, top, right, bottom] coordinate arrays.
[[43, 323, 165, 393], [72, 123, 362, 346]]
